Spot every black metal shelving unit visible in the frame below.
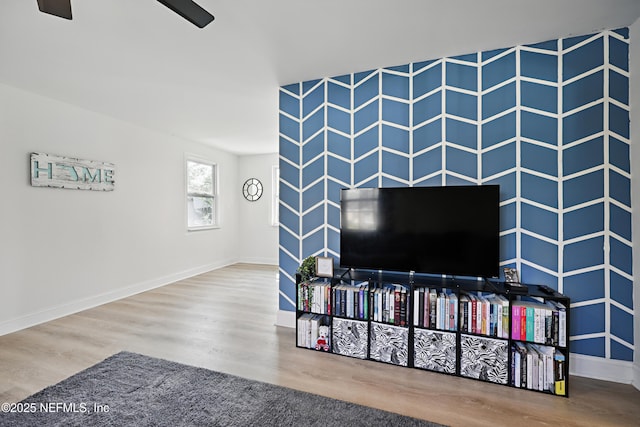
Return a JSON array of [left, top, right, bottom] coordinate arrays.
[[295, 269, 570, 397]]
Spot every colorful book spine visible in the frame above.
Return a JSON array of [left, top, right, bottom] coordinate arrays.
[[525, 306, 535, 342], [554, 349, 566, 396], [512, 304, 521, 340], [500, 296, 509, 339], [470, 295, 478, 334], [448, 293, 458, 331], [414, 289, 421, 327]]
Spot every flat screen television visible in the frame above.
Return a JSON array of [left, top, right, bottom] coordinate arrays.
[[339, 185, 500, 278]]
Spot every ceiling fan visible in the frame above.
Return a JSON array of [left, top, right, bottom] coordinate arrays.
[[36, 0, 215, 28]]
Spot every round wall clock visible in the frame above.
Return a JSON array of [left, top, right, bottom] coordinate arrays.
[[242, 178, 263, 201]]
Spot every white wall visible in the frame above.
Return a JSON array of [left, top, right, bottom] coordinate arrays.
[[0, 83, 243, 335], [631, 18, 640, 391], [237, 153, 279, 265]]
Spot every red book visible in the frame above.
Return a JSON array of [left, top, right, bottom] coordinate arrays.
[[512, 304, 521, 340], [471, 295, 478, 333], [520, 305, 527, 340]]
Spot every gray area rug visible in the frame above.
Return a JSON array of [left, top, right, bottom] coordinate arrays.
[[1, 351, 445, 426]]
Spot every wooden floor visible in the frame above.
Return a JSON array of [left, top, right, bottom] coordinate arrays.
[[1, 264, 639, 426]]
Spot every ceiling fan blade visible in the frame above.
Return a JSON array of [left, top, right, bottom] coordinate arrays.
[[157, 0, 214, 28], [37, 0, 72, 20]]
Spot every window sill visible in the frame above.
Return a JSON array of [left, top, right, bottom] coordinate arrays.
[[187, 225, 220, 232]]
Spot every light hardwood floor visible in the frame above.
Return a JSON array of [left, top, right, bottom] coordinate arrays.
[[1, 264, 638, 426]]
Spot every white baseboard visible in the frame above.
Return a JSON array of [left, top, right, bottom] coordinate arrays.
[[237, 257, 278, 266], [0, 260, 235, 337], [570, 353, 634, 384], [633, 361, 640, 391], [276, 310, 295, 328]]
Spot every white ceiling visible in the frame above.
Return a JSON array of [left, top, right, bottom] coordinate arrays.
[[1, 1, 640, 155]]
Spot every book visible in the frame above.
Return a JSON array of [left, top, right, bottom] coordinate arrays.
[[388, 286, 394, 324], [414, 288, 421, 327], [478, 295, 488, 335], [310, 314, 320, 349], [554, 349, 566, 396], [423, 288, 429, 327], [555, 301, 567, 348], [514, 342, 528, 388], [437, 291, 447, 330], [526, 345, 534, 389], [448, 293, 458, 331], [459, 294, 469, 332], [394, 286, 401, 325], [326, 284, 332, 315], [525, 305, 535, 342], [513, 346, 521, 387], [429, 289, 437, 328], [499, 295, 509, 339], [489, 296, 499, 337], [363, 285, 369, 320], [520, 305, 527, 341], [512, 304, 521, 340], [443, 292, 450, 330], [400, 287, 407, 327], [469, 294, 478, 334]]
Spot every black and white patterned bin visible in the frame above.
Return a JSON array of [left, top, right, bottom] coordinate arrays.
[[460, 334, 508, 384], [414, 329, 457, 374], [370, 323, 408, 366], [332, 318, 368, 359]]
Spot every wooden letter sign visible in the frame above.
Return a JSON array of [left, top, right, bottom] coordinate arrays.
[[30, 153, 115, 191]]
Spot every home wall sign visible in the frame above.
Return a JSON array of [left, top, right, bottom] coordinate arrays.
[[30, 152, 115, 191]]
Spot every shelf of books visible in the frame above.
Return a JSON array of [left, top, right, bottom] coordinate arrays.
[[509, 294, 569, 396], [370, 282, 410, 366], [412, 286, 457, 374], [332, 280, 370, 359], [295, 272, 570, 397], [296, 279, 331, 352]]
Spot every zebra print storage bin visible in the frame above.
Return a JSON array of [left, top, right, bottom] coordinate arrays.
[[370, 323, 408, 366], [414, 329, 457, 374], [332, 318, 368, 359], [460, 334, 509, 384]]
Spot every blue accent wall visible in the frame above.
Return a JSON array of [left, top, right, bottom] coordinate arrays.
[[278, 29, 633, 362]]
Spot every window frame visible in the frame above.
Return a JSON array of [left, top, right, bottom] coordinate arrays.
[[185, 155, 219, 231]]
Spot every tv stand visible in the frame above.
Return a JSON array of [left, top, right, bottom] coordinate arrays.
[[295, 268, 570, 397]]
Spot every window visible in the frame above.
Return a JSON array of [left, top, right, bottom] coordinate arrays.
[[271, 165, 279, 226], [186, 158, 217, 230]]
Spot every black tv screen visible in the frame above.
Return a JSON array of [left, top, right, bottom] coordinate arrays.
[[340, 185, 500, 278]]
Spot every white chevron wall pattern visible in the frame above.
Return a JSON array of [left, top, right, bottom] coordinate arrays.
[[278, 28, 632, 362]]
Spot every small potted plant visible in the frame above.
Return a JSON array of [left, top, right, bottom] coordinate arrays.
[[297, 255, 316, 283]]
